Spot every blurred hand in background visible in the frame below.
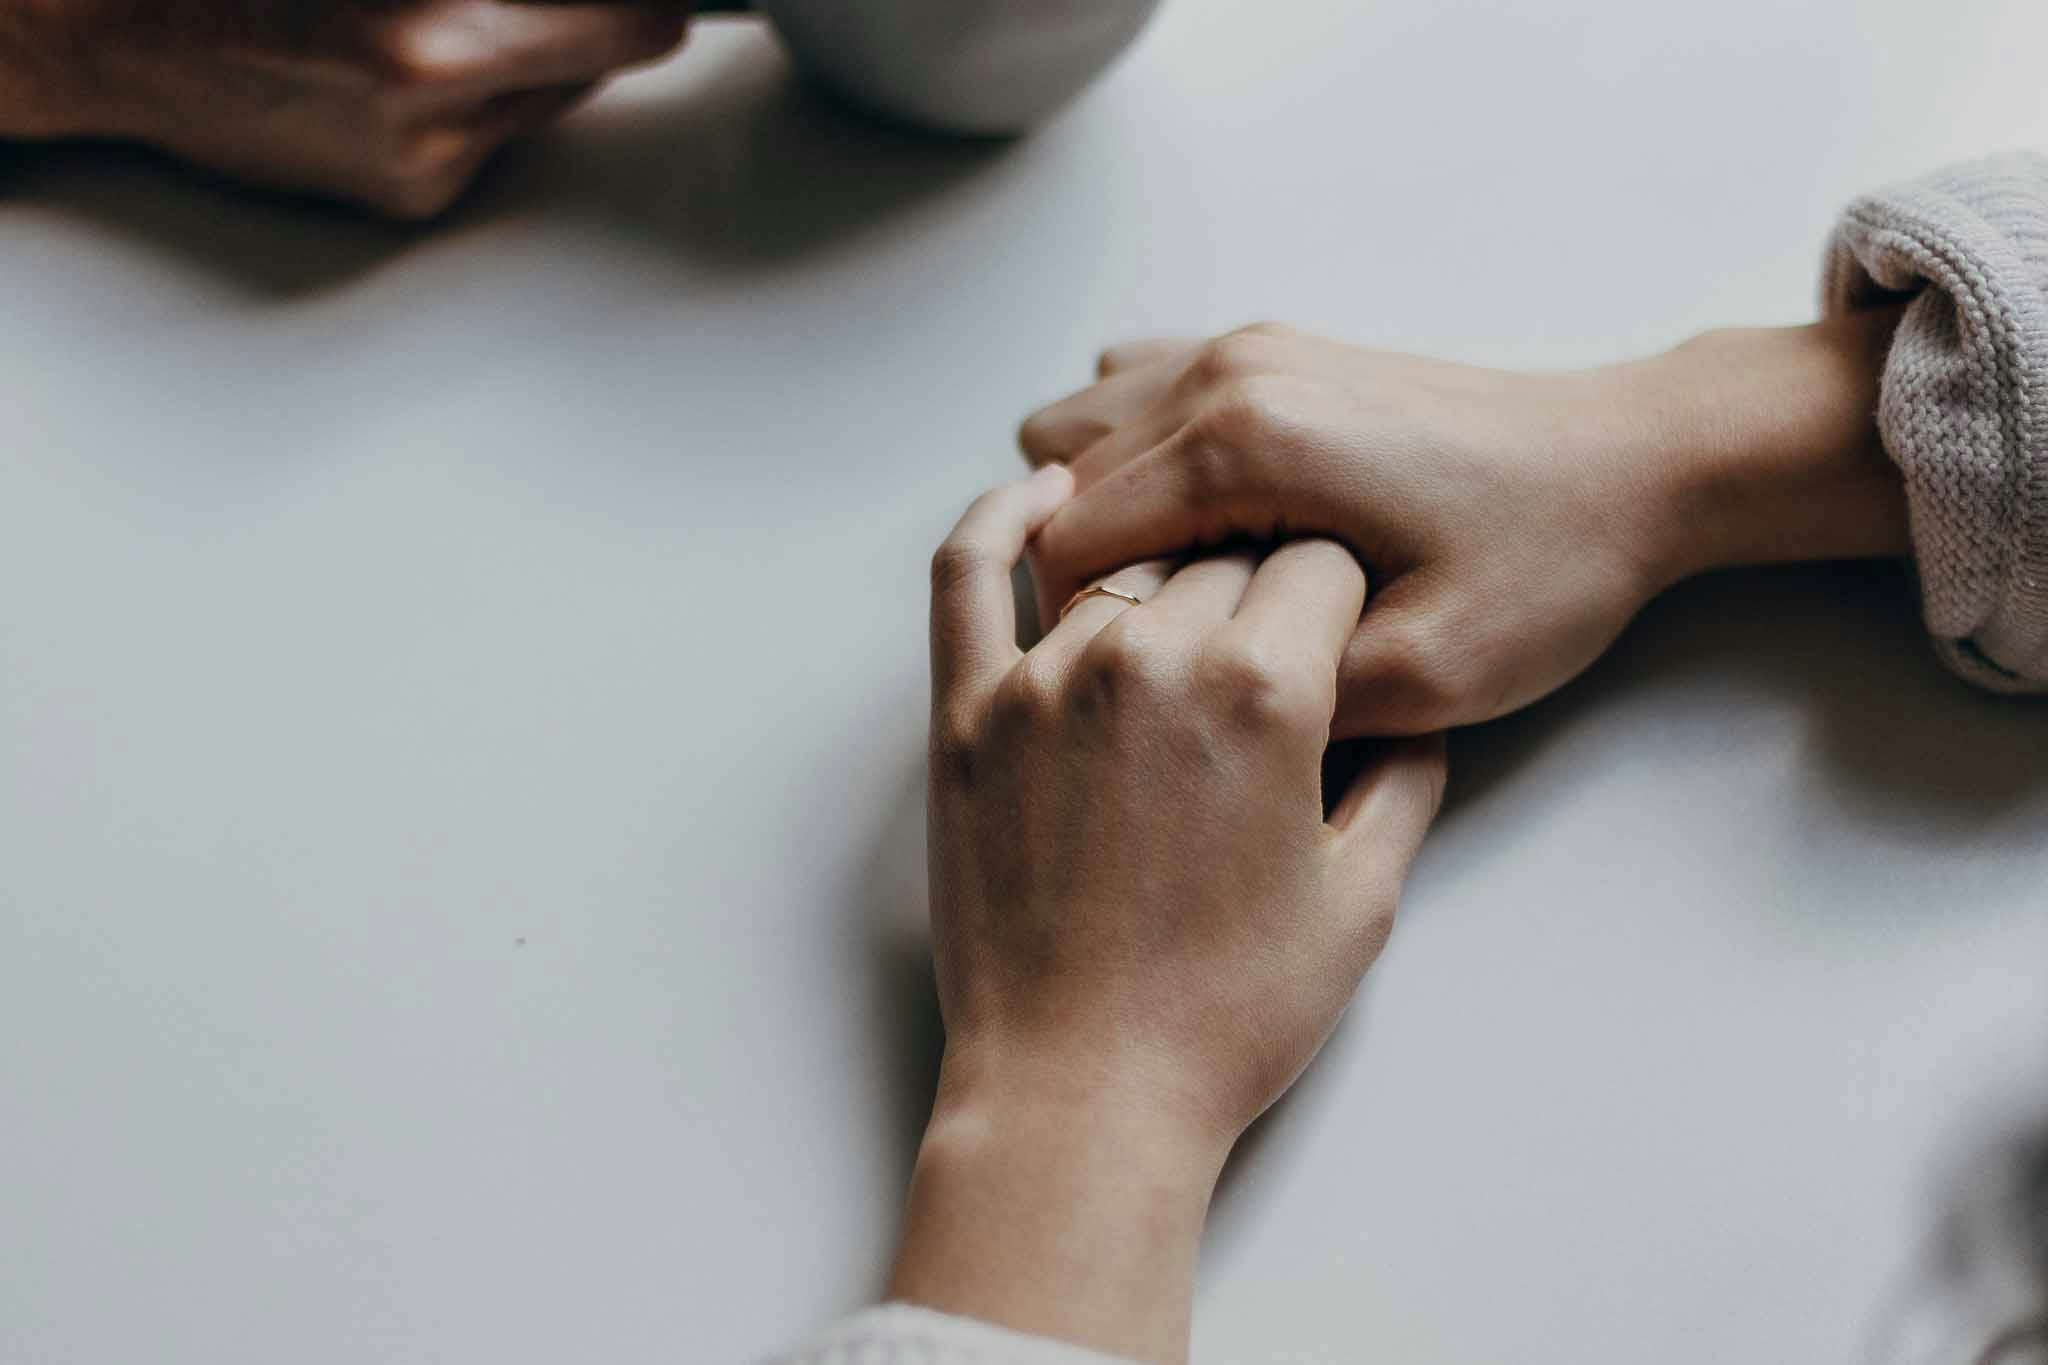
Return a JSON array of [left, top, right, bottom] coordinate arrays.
[[0, 0, 692, 218]]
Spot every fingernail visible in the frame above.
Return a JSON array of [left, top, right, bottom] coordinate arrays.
[[1032, 463, 1073, 490]]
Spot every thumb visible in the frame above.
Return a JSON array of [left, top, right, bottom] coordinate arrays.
[[1332, 598, 1466, 739], [1325, 734, 1448, 894]]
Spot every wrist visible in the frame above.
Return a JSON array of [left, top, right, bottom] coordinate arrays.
[[1611, 307, 1910, 589], [934, 1034, 1244, 1163], [886, 1048, 1228, 1363]]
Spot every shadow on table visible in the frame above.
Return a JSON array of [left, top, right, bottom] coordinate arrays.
[[0, 30, 1007, 301], [1860, 1091, 2048, 1365], [1203, 993, 1376, 1262], [1205, 559, 2048, 1269], [475, 35, 1009, 274], [0, 140, 419, 298], [1442, 559, 2048, 848], [849, 759, 946, 1204]]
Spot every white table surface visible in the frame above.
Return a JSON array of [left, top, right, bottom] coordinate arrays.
[[6, 5, 2048, 1362]]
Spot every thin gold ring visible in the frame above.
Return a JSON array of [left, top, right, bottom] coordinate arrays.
[[1059, 585, 1144, 620]]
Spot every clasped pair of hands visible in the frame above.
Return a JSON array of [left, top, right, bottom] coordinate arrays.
[[907, 314, 1906, 1358]]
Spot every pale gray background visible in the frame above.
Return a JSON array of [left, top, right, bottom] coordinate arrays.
[[5, 4, 2048, 1363]]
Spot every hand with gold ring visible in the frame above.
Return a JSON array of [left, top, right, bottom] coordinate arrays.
[[892, 465, 1448, 1361]]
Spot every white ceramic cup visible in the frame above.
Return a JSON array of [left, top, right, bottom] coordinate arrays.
[[745, 0, 1165, 135]]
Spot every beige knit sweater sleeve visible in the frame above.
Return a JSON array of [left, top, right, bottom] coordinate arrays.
[[1822, 149, 2048, 691]]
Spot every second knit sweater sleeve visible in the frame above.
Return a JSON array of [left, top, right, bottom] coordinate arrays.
[[1821, 149, 2048, 691]]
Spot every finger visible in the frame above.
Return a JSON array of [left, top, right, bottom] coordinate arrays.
[[1025, 559, 1178, 678], [1329, 582, 1457, 740], [365, 120, 508, 219], [370, 76, 592, 218], [493, 1, 690, 83], [1128, 550, 1257, 631], [1228, 539, 1368, 684], [1032, 424, 1284, 611], [1097, 337, 1198, 378], [462, 79, 600, 140], [931, 466, 1075, 713], [404, 1, 690, 108], [1066, 399, 1185, 492], [1325, 735, 1448, 887], [1017, 361, 1179, 469]]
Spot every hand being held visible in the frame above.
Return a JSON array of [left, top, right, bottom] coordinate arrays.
[[25, 1, 691, 218], [897, 467, 1445, 1360], [1020, 325, 1678, 737], [1021, 318, 1907, 736]]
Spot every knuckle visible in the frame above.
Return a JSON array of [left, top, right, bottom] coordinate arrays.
[[928, 537, 987, 596], [1200, 640, 1322, 732], [1361, 621, 1428, 691], [993, 657, 1064, 726], [1355, 619, 1462, 721], [1016, 409, 1096, 464], [928, 705, 985, 782], [1076, 623, 1171, 697], [1203, 638, 1283, 696], [1015, 410, 1052, 457], [1194, 374, 1294, 449], [1183, 332, 1271, 389], [1169, 420, 1258, 524], [1235, 319, 1297, 342]]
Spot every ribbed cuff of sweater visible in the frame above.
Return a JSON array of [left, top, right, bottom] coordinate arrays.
[[765, 1304, 1141, 1365], [1821, 149, 2048, 691]]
